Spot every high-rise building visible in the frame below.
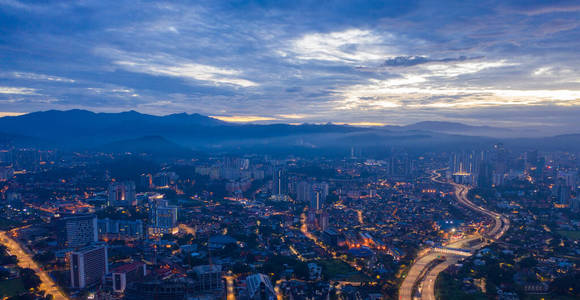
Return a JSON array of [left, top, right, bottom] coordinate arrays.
[[0, 164, 13, 182], [492, 143, 508, 174], [492, 171, 505, 187], [153, 172, 179, 188], [558, 171, 577, 190], [108, 181, 136, 206], [297, 181, 311, 203], [570, 197, 580, 213], [272, 167, 288, 196], [0, 150, 11, 164], [319, 210, 329, 231], [97, 218, 144, 240], [224, 157, 250, 170], [149, 200, 178, 236], [298, 181, 329, 207], [525, 150, 538, 167], [317, 182, 329, 199], [139, 174, 153, 189], [70, 244, 108, 289], [58, 214, 98, 248], [310, 187, 323, 211], [555, 179, 571, 206]]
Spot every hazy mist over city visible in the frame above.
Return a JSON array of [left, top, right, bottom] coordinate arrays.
[[1, 1, 580, 300]]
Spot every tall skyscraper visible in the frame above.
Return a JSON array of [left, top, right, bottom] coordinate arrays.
[[108, 181, 136, 206], [297, 181, 312, 203], [310, 187, 323, 211], [555, 179, 571, 206], [272, 167, 288, 196], [314, 182, 329, 199], [492, 143, 508, 174], [558, 171, 577, 190], [70, 244, 108, 289], [59, 214, 98, 248], [319, 210, 329, 231]]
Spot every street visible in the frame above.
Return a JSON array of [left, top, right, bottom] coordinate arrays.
[[0, 230, 69, 300]]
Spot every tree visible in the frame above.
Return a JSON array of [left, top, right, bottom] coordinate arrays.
[[293, 262, 309, 280], [20, 268, 41, 290], [0, 254, 18, 266]]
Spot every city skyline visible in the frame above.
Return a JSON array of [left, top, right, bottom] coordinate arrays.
[[1, 1, 580, 130], [2, 2, 580, 300]]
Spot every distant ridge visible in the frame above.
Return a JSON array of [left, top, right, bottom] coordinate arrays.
[[1, 109, 577, 153], [0, 110, 507, 135], [2, 109, 226, 127], [0, 109, 225, 140]]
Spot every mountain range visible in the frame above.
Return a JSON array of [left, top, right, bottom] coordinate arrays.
[[0, 110, 578, 156]]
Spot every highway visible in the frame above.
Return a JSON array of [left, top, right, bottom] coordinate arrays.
[[0, 230, 69, 300], [399, 169, 509, 300], [420, 256, 461, 300], [399, 253, 442, 300]]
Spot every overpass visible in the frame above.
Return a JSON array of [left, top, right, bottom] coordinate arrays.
[[432, 246, 472, 257], [399, 168, 510, 300]]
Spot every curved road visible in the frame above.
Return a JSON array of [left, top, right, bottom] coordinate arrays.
[[399, 169, 509, 300]]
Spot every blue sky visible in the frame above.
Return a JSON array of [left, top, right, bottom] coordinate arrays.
[[1, 0, 580, 131]]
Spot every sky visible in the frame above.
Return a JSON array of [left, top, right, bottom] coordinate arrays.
[[1, 0, 580, 131]]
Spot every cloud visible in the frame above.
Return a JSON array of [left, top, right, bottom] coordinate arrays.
[[3, 72, 76, 83], [210, 115, 276, 122], [0, 112, 26, 117], [96, 48, 258, 88], [335, 84, 580, 111], [505, 3, 580, 16], [424, 60, 517, 77], [114, 59, 258, 88], [281, 29, 395, 63], [334, 122, 387, 126], [277, 114, 308, 119], [1, 0, 580, 131], [86, 87, 139, 98], [382, 55, 483, 67], [0, 87, 38, 95]]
